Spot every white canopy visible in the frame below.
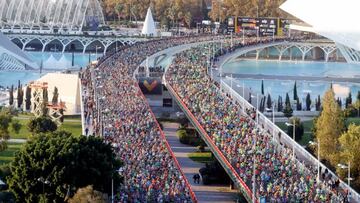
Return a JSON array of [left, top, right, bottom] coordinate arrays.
[[141, 8, 157, 37], [280, 0, 360, 51]]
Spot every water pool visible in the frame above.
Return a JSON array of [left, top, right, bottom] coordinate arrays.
[[223, 60, 360, 78]]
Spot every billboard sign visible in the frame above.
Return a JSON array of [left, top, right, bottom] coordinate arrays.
[[138, 78, 162, 95]]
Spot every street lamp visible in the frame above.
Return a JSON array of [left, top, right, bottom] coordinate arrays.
[[95, 46, 102, 56], [285, 119, 296, 159], [251, 94, 259, 125], [265, 102, 275, 141], [37, 177, 50, 196], [309, 141, 320, 182], [337, 162, 353, 187]]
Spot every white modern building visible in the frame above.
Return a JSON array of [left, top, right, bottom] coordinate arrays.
[[280, 0, 360, 63], [34, 73, 81, 115], [0, 32, 38, 70], [0, 0, 105, 32]]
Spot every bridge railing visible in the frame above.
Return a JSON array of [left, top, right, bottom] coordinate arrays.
[[220, 80, 360, 202], [164, 81, 254, 203]]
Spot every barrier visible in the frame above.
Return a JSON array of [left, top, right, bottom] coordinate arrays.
[[220, 80, 360, 202], [164, 81, 254, 203], [136, 83, 198, 203]]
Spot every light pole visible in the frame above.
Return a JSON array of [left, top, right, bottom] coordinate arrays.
[[338, 162, 353, 187], [242, 27, 245, 45], [285, 118, 296, 159], [265, 101, 275, 141], [251, 94, 259, 125], [309, 141, 320, 182], [37, 177, 50, 197]]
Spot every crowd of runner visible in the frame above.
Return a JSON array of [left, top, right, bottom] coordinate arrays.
[[80, 37, 216, 202], [165, 40, 349, 202]]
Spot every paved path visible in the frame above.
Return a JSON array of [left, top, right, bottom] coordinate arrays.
[[8, 138, 27, 143], [162, 122, 237, 203]]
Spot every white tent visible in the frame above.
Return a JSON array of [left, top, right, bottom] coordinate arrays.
[[142, 8, 157, 37]]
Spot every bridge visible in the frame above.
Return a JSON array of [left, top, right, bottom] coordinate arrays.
[[163, 41, 360, 202], [222, 40, 339, 64], [4, 33, 147, 54]]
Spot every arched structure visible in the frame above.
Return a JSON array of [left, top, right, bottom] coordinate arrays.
[[5, 33, 146, 54], [0, 0, 105, 31]]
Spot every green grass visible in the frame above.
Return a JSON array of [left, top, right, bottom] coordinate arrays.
[[9, 116, 82, 139], [0, 143, 23, 165], [188, 152, 214, 163]]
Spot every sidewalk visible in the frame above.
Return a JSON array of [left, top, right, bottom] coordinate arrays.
[[162, 122, 237, 203]]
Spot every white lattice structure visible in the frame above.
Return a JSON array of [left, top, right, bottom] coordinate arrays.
[[48, 101, 66, 126], [29, 81, 48, 118], [6, 33, 145, 54], [0, 0, 105, 31]]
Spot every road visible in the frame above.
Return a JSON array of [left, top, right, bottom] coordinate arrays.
[[162, 122, 237, 203]]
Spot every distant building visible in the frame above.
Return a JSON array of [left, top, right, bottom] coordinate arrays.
[[34, 73, 81, 115]]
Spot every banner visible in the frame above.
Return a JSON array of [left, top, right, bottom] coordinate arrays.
[[138, 78, 163, 95], [256, 18, 278, 36], [227, 17, 236, 33]]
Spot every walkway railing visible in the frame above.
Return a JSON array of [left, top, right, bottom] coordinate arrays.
[[220, 80, 360, 202], [136, 83, 198, 203], [164, 81, 254, 203]]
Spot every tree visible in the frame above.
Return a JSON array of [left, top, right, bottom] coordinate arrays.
[[315, 89, 345, 165], [9, 85, 14, 106], [52, 87, 59, 104], [306, 93, 311, 111], [287, 117, 304, 142], [338, 124, 360, 190], [345, 92, 352, 109], [17, 81, 24, 108], [283, 93, 293, 118], [0, 110, 12, 151], [27, 116, 57, 135], [42, 88, 49, 115], [277, 96, 283, 112], [293, 81, 298, 101], [355, 91, 360, 117], [68, 185, 108, 203], [315, 95, 321, 111], [7, 131, 122, 203], [266, 94, 272, 109], [25, 86, 31, 111], [11, 120, 21, 134], [296, 98, 302, 111], [261, 80, 264, 95]]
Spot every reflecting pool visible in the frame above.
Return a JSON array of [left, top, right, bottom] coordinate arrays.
[[223, 60, 360, 78]]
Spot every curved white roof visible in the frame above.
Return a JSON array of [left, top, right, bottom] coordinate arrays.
[[280, 0, 360, 51], [0, 0, 105, 29]]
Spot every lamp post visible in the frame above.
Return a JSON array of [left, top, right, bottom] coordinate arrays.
[[285, 119, 296, 159], [251, 94, 259, 125], [265, 101, 275, 141], [37, 177, 50, 197], [338, 162, 353, 187], [309, 141, 320, 182], [243, 81, 245, 113]]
